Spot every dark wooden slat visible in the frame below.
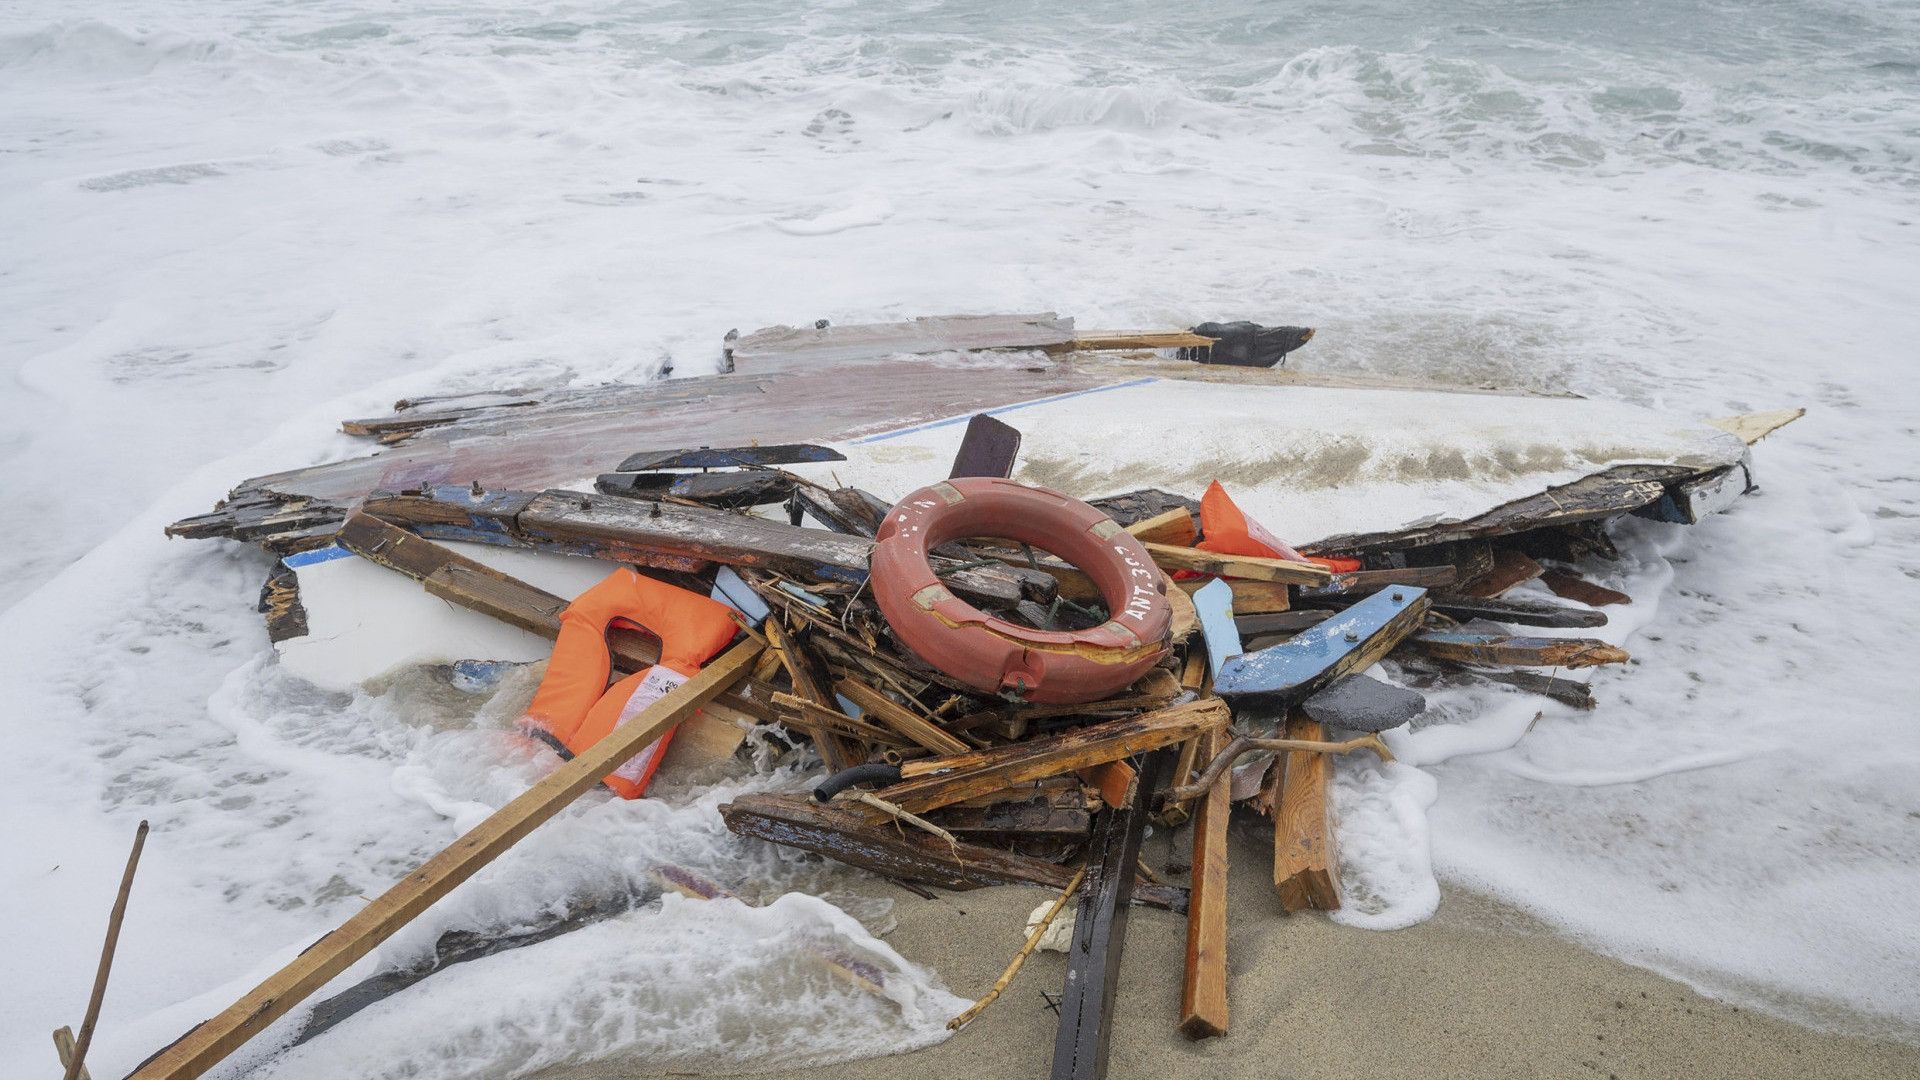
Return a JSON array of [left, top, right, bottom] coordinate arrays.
[[614, 443, 845, 472], [1408, 631, 1629, 668], [1180, 728, 1230, 1039], [948, 414, 1023, 479], [1050, 750, 1172, 1080], [593, 471, 794, 508]]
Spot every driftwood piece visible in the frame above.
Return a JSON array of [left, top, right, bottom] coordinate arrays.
[[1214, 587, 1431, 709], [1274, 715, 1341, 913], [1407, 632, 1629, 668], [949, 868, 1086, 1031], [1457, 548, 1544, 598], [65, 820, 148, 1080], [1539, 569, 1632, 607], [127, 639, 764, 1080], [877, 700, 1229, 815], [720, 794, 1183, 909], [1180, 728, 1230, 1039], [1050, 751, 1172, 1080]]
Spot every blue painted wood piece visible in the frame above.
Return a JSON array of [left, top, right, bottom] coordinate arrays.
[[1214, 586, 1430, 705], [1192, 578, 1242, 682], [709, 565, 770, 626]]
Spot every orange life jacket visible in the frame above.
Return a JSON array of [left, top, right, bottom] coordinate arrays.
[[1194, 480, 1361, 573], [522, 567, 740, 799]]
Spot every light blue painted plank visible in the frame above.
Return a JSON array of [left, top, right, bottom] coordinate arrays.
[[1193, 578, 1242, 682]]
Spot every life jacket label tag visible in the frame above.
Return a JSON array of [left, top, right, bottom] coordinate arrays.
[[609, 666, 690, 785]]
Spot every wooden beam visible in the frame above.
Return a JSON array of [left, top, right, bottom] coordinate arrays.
[[1050, 751, 1172, 1080], [878, 700, 1229, 815], [1124, 508, 1197, 547], [1297, 565, 1457, 598], [1539, 569, 1632, 607], [1180, 729, 1230, 1039], [1142, 542, 1331, 586], [1043, 330, 1218, 353], [1407, 632, 1629, 668], [1174, 576, 1291, 613], [1274, 714, 1340, 913], [127, 639, 765, 1080], [1214, 587, 1431, 709], [1456, 547, 1543, 598], [336, 512, 774, 735]]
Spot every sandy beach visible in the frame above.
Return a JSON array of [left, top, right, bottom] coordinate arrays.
[[547, 815, 1919, 1080]]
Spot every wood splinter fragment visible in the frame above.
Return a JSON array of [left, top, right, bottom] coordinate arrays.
[[947, 867, 1087, 1031]]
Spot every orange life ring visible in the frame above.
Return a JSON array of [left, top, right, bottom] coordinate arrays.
[[522, 567, 740, 798], [869, 478, 1172, 704]]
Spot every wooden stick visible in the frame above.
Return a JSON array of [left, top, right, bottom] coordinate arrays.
[[948, 867, 1088, 1031], [833, 677, 970, 756], [1142, 542, 1331, 586], [1180, 729, 1230, 1039], [852, 792, 960, 850], [66, 819, 148, 1080], [127, 639, 763, 1080], [53, 1026, 92, 1080]]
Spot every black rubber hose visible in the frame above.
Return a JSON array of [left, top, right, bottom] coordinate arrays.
[[812, 763, 903, 802]]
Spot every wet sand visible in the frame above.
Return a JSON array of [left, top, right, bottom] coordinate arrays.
[[546, 815, 1919, 1080]]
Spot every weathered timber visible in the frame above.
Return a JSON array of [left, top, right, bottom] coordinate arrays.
[[1042, 330, 1217, 353], [1175, 576, 1291, 613], [1050, 751, 1173, 1080], [257, 562, 308, 643], [764, 616, 862, 772], [1087, 489, 1199, 529], [363, 485, 1029, 607], [1708, 407, 1804, 445], [1396, 657, 1597, 710], [336, 513, 775, 728], [720, 794, 1183, 909], [1235, 611, 1331, 639], [1143, 541, 1332, 586], [949, 868, 1086, 1031], [614, 444, 846, 472], [1300, 674, 1426, 732], [833, 677, 970, 756], [949, 413, 1023, 479], [792, 487, 874, 536], [1407, 632, 1629, 668], [1124, 508, 1198, 547], [1301, 464, 1688, 555], [770, 693, 911, 747], [877, 700, 1229, 815], [1181, 728, 1230, 1039], [929, 796, 1093, 839], [1634, 459, 1753, 525], [727, 312, 1076, 367], [53, 1026, 91, 1080], [126, 639, 763, 1080], [1274, 715, 1341, 913], [1214, 587, 1432, 709], [1297, 565, 1457, 598], [593, 470, 794, 508], [1457, 547, 1544, 598], [1300, 588, 1607, 629], [1538, 569, 1632, 607]]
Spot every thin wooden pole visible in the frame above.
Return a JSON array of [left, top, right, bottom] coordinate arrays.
[[53, 1026, 92, 1080], [948, 867, 1086, 1031], [127, 638, 763, 1080], [66, 819, 148, 1080]]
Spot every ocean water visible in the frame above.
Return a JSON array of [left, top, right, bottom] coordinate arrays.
[[4, 1, 1919, 1075]]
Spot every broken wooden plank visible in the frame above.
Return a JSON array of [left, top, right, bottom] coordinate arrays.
[[613, 443, 845, 472], [1234, 611, 1331, 639], [1300, 589, 1607, 629], [1051, 751, 1172, 1080], [948, 413, 1023, 479], [1123, 508, 1198, 547], [876, 700, 1229, 815], [1041, 330, 1217, 354], [1538, 569, 1632, 607], [1274, 714, 1340, 913], [1087, 489, 1200, 529], [1456, 547, 1544, 598], [1176, 576, 1291, 614], [127, 638, 764, 1080], [1407, 631, 1629, 668], [1398, 659, 1598, 710], [1632, 460, 1752, 525], [1180, 728, 1230, 1040], [593, 470, 794, 509], [832, 677, 970, 756], [929, 796, 1093, 840], [1214, 587, 1432, 709], [720, 793, 1183, 909], [1296, 565, 1457, 598], [1142, 542, 1332, 586], [1707, 407, 1804, 445], [727, 312, 1077, 367]]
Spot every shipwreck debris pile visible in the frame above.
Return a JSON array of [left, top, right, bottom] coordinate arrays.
[[134, 315, 1799, 1079]]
